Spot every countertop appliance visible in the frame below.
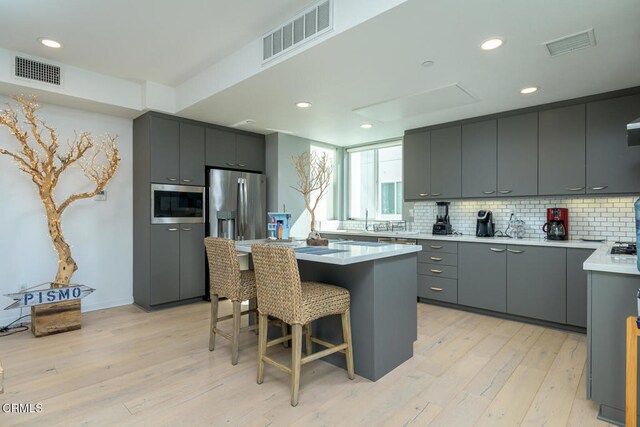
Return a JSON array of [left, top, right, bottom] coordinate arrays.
[[208, 169, 266, 241], [151, 183, 205, 224], [476, 210, 495, 237], [543, 208, 568, 240], [268, 212, 291, 240], [433, 202, 453, 235], [610, 242, 637, 256]]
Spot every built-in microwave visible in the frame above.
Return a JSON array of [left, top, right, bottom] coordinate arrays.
[[151, 184, 205, 224]]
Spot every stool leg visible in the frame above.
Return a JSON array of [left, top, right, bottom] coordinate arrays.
[[209, 294, 219, 351], [231, 301, 241, 365], [257, 313, 268, 384], [305, 322, 313, 356], [252, 298, 259, 335], [342, 309, 355, 380], [291, 324, 303, 406], [282, 321, 289, 348]]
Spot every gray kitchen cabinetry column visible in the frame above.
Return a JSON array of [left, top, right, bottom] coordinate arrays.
[[497, 112, 538, 197], [538, 105, 586, 195], [205, 128, 237, 169], [179, 123, 205, 186], [179, 224, 205, 300], [462, 120, 497, 198], [150, 116, 180, 184], [567, 248, 594, 328], [430, 126, 461, 199], [149, 224, 181, 305], [506, 245, 566, 324], [458, 243, 507, 312], [236, 134, 265, 172], [586, 94, 640, 194], [403, 131, 430, 201]]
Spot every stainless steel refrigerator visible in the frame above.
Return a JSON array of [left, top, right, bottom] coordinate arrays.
[[208, 169, 266, 241]]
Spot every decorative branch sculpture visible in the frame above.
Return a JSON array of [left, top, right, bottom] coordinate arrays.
[[0, 96, 120, 288], [291, 150, 333, 236]]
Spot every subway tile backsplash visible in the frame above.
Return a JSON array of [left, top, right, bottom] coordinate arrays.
[[327, 195, 639, 242]]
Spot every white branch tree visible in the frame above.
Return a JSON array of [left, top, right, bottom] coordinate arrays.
[[291, 150, 333, 235]]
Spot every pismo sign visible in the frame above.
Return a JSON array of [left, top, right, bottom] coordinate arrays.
[[4, 284, 94, 310]]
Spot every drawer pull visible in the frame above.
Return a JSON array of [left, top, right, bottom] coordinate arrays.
[[225, 162, 236, 166], [430, 256, 443, 261], [167, 177, 178, 182], [430, 287, 443, 292], [431, 192, 442, 196], [498, 189, 512, 194], [430, 245, 443, 249], [430, 269, 443, 274], [182, 179, 193, 183], [181, 227, 192, 231], [237, 163, 246, 167], [482, 190, 496, 194], [590, 185, 608, 191], [419, 193, 429, 197], [167, 227, 179, 232], [507, 249, 524, 254], [490, 247, 505, 252], [566, 186, 584, 191]]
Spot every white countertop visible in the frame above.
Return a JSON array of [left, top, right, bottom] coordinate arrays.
[[235, 239, 422, 266], [583, 245, 640, 275], [319, 229, 605, 249]]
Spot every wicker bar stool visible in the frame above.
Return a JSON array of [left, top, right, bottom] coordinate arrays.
[[251, 243, 355, 406]]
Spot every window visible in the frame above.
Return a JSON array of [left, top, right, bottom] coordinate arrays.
[[310, 144, 336, 221], [348, 141, 402, 220]]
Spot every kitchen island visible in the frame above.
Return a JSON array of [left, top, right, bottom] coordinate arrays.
[[236, 239, 422, 381]]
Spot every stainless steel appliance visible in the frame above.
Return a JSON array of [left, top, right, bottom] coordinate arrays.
[[433, 202, 452, 235], [208, 169, 266, 241], [151, 184, 205, 224], [476, 210, 495, 237], [610, 242, 637, 256]]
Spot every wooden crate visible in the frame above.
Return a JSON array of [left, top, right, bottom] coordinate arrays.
[[31, 300, 81, 337]]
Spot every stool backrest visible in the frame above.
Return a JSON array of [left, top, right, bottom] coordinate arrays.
[[204, 237, 241, 300], [251, 244, 303, 325]]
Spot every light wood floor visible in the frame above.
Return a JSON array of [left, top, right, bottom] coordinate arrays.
[[0, 301, 614, 427]]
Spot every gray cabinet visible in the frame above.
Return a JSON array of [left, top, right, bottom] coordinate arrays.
[[418, 276, 457, 303], [179, 123, 205, 186], [458, 243, 506, 312], [206, 128, 265, 172], [538, 105, 586, 195], [236, 134, 265, 171], [462, 120, 497, 198], [430, 126, 461, 198], [506, 246, 566, 323], [179, 224, 205, 300], [586, 94, 640, 194], [567, 248, 593, 328], [403, 131, 430, 201], [496, 113, 538, 197], [150, 225, 181, 305], [150, 116, 180, 184]]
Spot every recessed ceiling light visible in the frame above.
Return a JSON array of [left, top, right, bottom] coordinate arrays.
[[360, 123, 373, 129], [421, 60, 435, 68], [39, 38, 62, 49], [295, 101, 312, 108], [480, 38, 504, 51], [520, 86, 538, 94]]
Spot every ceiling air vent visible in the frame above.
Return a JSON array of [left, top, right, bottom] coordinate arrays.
[[14, 56, 61, 86], [544, 29, 596, 57], [262, 0, 332, 63]]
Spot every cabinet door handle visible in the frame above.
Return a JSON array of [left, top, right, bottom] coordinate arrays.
[[225, 162, 236, 166], [181, 227, 192, 231], [419, 193, 429, 197], [167, 227, 178, 232], [490, 247, 505, 252], [182, 179, 192, 183], [566, 186, 584, 191], [590, 185, 608, 191], [430, 269, 443, 274], [429, 256, 443, 261], [498, 190, 512, 194], [237, 163, 246, 167], [430, 287, 443, 292], [507, 249, 524, 254], [430, 245, 443, 249], [167, 177, 178, 182], [482, 190, 496, 194], [431, 192, 441, 196]]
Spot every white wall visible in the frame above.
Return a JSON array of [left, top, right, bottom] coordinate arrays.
[[0, 96, 133, 326]]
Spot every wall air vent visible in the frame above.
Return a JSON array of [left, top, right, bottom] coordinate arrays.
[[544, 29, 596, 57], [262, 0, 332, 63], [14, 56, 61, 85]]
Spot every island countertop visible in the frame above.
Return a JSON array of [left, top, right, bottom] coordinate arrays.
[[235, 239, 422, 265], [583, 244, 639, 275]]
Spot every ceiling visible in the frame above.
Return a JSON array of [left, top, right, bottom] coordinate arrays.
[[0, 0, 310, 85], [0, 0, 639, 146]]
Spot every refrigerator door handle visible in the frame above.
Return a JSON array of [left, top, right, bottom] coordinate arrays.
[[242, 179, 248, 240], [237, 178, 248, 240]]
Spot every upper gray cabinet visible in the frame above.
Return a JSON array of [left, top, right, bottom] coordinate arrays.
[[497, 112, 538, 197], [403, 131, 430, 201], [179, 123, 205, 186], [586, 94, 640, 194], [538, 105, 586, 195], [150, 116, 180, 184], [430, 126, 461, 199], [206, 129, 265, 172], [462, 120, 497, 198]]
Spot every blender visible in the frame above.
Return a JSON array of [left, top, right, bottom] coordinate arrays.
[[432, 202, 453, 235]]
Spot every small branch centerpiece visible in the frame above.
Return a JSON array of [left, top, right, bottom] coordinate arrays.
[[0, 96, 120, 336], [292, 151, 333, 246]]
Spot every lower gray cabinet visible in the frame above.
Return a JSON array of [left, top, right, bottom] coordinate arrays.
[[458, 243, 507, 312], [567, 248, 594, 327], [506, 246, 566, 323], [150, 225, 181, 305], [418, 276, 457, 303], [179, 224, 205, 300]]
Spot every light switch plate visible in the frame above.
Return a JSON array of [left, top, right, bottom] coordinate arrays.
[[94, 190, 107, 201]]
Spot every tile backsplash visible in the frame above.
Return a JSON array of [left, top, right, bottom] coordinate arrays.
[[326, 195, 639, 242]]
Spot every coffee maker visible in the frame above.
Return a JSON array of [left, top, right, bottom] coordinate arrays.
[[432, 202, 452, 235], [476, 210, 495, 237], [543, 208, 568, 240]]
